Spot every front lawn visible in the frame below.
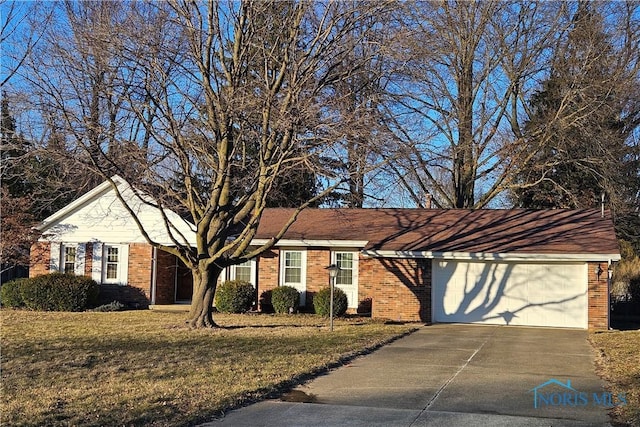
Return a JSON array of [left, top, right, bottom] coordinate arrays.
[[1, 310, 416, 426], [590, 330, 640, 427]]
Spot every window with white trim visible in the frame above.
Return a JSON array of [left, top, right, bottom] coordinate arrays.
[[283, 251, 302, 284], [63, 246, 77, 274], [105, 246, 119, 280], [102, 244, 128, 285], [54, 243, 85, 276], [231, 259, 256, 285], [335, 252, 354, 286]]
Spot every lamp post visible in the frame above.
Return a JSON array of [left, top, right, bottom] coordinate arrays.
[[326, 264, 339, 332]]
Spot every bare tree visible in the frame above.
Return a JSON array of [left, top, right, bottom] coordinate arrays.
[[0, 1, 52, 87], [25, 0, 391, 327], [321, 5, 397, 208], [384, 1, 639, 210], [383, 1, 566, 208]]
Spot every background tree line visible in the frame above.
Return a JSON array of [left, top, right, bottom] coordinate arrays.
[[1, 0, 638, 324]]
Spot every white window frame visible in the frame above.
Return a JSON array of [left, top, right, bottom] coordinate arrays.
[[63, 245, 77, 274], [101, 244, 129, 286], [50, 243, 85, 276], [230, 259, 257, 285], [331, 250, 359, 308], [280, 250, 306, 286]]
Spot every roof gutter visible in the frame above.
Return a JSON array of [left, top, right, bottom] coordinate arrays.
[[361, 250, 622, 262]]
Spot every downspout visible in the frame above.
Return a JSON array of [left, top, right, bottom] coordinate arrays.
[[607, 259, 612, 330], [174, 257, 178, 303], [151, 247, 157, 305]]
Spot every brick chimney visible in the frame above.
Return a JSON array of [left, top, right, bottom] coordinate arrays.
[[425, 193, 432, 209]]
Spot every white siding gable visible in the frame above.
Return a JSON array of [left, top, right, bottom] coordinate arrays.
[[36, 176, 196, 246]]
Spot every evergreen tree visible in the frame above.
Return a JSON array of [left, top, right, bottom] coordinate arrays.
[[1, 92, 32, 197], [513, 2, 635, 210]]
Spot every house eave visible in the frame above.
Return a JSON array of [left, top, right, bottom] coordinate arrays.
[[361, 250, 622, 262], [251, 238, 369, 248]]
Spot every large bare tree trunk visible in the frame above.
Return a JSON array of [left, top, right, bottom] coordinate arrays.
[[188, 263, 222, 328]]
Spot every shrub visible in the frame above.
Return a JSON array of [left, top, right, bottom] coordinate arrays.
[[214, 280, 255, 313], [0, 278, 28, 308], [612, 256, 640, 303], [19, 273, 99, 311], [313, 286, 348, 317], [271, 286, 300, 314]]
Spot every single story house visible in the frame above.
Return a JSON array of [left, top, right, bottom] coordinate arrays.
[[30, 176, 196, 307], [30, 177, 621, 329]]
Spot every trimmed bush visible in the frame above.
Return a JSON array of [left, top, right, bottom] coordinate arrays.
[[214, 280, 255, 313], [19, 273, 99, 311], [271, 286, 300, 314], [0, 278, 28, 308], [313, 286, 348, 317]]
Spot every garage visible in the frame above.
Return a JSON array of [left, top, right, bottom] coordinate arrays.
[[432, 260, 588, 328]]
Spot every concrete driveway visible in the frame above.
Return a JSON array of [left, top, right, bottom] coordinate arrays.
[[206, 325, 613, 426]]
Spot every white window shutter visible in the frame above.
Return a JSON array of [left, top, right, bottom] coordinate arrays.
[[50, 242, 61, 272], [75, 244, 86, 276], [92, 242, 103, 283], [352, 253, 359, 284], [119, 244, 129, 286]]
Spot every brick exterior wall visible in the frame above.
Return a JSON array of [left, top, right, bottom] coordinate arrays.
[[127, 243, 153, 301], [305, 249, 332, 308], [31, 242, 94, 279], [84, 244, 93, 277], [587, 261, 609, 330], [360, 257, 431, 322], [256, 249, 280, 310], [255, 248, 335, 311], [254, 248, 431, 320], [29, 242, 51, 277], [30, 241, 159, 308]]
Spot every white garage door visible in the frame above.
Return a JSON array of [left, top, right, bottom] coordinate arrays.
[[432, 260, 588, 328]]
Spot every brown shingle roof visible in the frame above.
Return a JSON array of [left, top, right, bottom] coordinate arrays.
[[255, 208, 620, 255]]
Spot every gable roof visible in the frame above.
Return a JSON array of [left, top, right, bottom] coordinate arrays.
[[35, 176, 196, 246], [254, 208, 620, 260], [33, 175, 620, 261]]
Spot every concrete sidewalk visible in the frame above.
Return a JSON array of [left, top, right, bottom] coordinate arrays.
[[204, 325, 612, 426]]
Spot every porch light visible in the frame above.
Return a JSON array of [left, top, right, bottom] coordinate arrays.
[[607, 264, 613, 280], [595, 264, 603, 280], [326, 264, 340, 332]]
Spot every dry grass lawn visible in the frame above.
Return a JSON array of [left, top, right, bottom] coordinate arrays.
[[590, 330, 640, 427], [1, 309, 416, 426]]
